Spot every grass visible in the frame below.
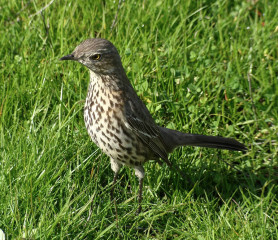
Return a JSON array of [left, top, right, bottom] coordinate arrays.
[[0, 0, 277, 239]]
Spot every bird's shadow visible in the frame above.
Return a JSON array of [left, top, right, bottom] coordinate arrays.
[[145, 149, 278, 205]]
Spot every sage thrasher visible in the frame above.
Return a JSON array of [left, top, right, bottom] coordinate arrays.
[[60, 38, 246, 213]]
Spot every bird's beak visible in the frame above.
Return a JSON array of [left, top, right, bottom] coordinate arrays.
[[60, 54, 75, 61]]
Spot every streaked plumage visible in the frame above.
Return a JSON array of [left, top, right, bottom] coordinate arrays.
[[60, 38, 246, 213]]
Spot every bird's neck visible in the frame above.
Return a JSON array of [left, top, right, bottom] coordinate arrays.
[[85, 70, 126, 116], [86, 70, 126, 103], [91, 69, 130, 90]]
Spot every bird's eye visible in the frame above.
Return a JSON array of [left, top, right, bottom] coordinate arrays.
[[89, 54, 101, 61]]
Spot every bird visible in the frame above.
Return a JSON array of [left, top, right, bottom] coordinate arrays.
[[60, 38, 246, 213]]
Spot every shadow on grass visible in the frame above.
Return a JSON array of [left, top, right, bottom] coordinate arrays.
[[154, 151, 278, 205]]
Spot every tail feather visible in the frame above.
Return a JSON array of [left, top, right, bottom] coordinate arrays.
[[159, 127, 246, 153]]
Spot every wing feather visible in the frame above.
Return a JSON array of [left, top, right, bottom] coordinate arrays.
[[123, 83, 171, 166], [125, 115, 171, 165]]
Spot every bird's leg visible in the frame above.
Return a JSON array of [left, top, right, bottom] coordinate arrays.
[[110, 171, 118, 201], [111, 171, 119, 223], [134, 166, 145, 214], [110, 159, 121, 221], [110, 158, 121, 200], [137, 177, 143, 214]]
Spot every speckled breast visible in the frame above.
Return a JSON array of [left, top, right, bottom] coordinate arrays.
[[84, 79, 148, 167]]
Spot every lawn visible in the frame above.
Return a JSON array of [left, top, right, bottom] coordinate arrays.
[[0, 0, 277, 239]]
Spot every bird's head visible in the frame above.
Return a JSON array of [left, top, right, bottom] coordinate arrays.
[[60, 38, 124, 75]]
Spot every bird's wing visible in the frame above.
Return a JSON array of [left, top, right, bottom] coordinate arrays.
[[124, 90, 171, 166], [125, 115, 171, 164]]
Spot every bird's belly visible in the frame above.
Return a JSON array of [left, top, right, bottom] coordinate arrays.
[[84, 107, 147, 167]]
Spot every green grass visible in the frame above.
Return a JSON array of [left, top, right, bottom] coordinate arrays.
[[1, 0, 277, 239]]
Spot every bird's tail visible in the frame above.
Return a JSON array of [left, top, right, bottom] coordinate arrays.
[[159, 127, 246, 152]]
